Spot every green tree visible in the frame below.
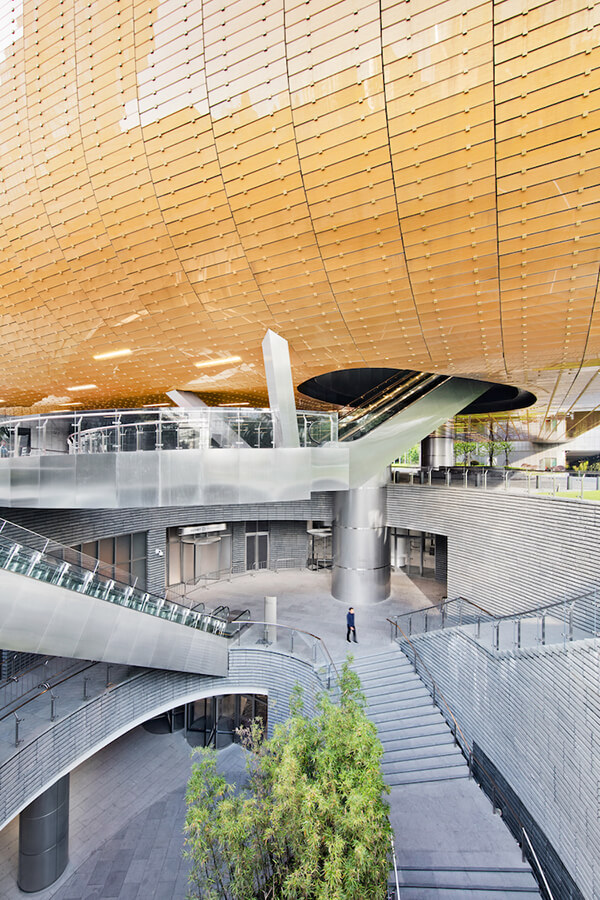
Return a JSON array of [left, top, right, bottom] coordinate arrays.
[[497, 440, 514, 467], [573, 460, 589, 476], [184, 664, 392, 899], [454, 439, 477, 465]]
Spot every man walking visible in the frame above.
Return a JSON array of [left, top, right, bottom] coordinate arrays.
[[346, 607, 357, 643]]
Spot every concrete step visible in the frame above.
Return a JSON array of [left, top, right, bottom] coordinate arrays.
[[382, 743, 464, 766], [378, 730, 455, 752], [396, 866, 540, 891], [384, 766, 470, 786], [373, 709, 446, 732], [363, 673, 425, 692], [369, 694, 440, 719], [382, 751, 465, 775], [366, 687, 432, 712], [341, 650, 409, 671], [392, 889, 540, 899], [350, 663, 412, 680]]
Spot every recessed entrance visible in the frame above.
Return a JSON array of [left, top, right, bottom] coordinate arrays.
[[185, 694, 268, 748]]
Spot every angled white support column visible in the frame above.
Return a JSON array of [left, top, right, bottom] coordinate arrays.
[[262, 330, 300, 448], [166, 389, 205, 408], [166, 390, 249, 448]]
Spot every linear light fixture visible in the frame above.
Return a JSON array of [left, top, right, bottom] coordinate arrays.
[[194, 356, 241, 369], [67, 384, 97, 392], [219, 402, 250, 407], [143, 402, 172, 408], [61, 401, 83, 406], [93, 349, 132, 361]]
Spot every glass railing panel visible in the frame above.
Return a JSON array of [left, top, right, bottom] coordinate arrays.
[[0, 407, 338, 456]]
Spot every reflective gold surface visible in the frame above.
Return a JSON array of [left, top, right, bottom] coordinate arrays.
[[0, 0, 598, 412]]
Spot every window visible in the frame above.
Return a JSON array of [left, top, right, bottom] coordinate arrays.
[[71, 531, 147, 587]]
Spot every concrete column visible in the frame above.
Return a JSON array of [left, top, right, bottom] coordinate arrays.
[[264, 595, 277, 644], [332, 475, 390, 603], [421, 423, 455, 468], [18, 774, 69, 893]]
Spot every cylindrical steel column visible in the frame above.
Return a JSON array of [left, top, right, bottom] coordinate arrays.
[[332, 475, 390, 603], [421, 423, 455, 468], [18, 774, 69, 893], [391, 528, 409, 569]]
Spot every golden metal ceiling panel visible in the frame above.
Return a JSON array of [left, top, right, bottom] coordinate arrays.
[[0, 0, 596, 411]]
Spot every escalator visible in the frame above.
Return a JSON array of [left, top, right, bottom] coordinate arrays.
[[337, 370, 450, 442], [0, 518, 229, 675], [331, 371, 488, 488]]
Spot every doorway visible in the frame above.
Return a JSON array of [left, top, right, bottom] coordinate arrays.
[[245, 521, 269, 571]]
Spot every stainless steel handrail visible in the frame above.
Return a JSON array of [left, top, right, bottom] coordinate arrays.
[[391, 588, 600, 645], [391, 596, 497, 624], [231, 619, 339, 683], [522, 829, 555, 900]]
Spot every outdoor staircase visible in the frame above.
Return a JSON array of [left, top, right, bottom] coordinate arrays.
[[348, 649, 542, 898], [351, 649, 468, 786]]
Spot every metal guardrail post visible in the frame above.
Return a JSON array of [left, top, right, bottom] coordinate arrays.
[[14, 712, 23, 747], [408, 615, 412, 636], [477, 617, 481, 638], [468, 752, 473, 780], [541, 615, 546, 645], [50, 692, 58, 721], [517, 618, 521, 649], [446, 468, 451, 486], [106, 664, 112, 687], [83, 677, 90, 701], [290, 630, 295, 654], [494, 623, 500, 651], [441, 603, 446, 629], [424, 612, 428, 633]]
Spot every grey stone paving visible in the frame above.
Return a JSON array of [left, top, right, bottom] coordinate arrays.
[[56, 787, 190, 900]]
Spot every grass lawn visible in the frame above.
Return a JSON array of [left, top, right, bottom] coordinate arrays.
[[543, 490, 600, 501]]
